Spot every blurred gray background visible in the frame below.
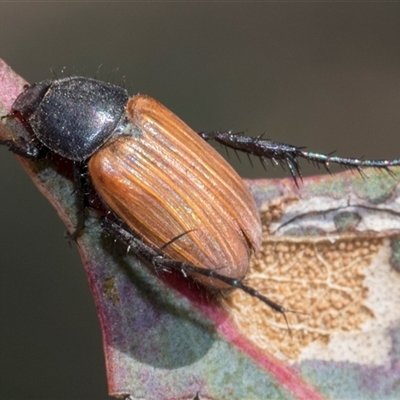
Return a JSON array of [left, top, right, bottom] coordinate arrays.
[[1, 3, 400, 399]]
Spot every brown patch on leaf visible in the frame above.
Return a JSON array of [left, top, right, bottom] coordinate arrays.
[[260, 196, 299, 234], [225, 230, 383, 360]]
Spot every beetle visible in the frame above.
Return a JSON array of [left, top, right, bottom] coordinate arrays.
[[1, 76, 399, 323]]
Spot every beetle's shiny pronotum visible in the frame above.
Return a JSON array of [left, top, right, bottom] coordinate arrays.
[[1, 76, 399, 323]]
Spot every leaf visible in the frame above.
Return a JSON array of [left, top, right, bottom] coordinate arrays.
[[1, 59, 399, 400]]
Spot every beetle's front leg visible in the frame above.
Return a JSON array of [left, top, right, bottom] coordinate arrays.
[[0, 136, 46, 160]]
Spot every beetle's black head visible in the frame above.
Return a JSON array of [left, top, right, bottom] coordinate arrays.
[[12, 80, 53, 119], [12, 77, 130, 162]]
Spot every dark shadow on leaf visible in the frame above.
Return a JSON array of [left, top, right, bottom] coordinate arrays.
[[98, 232, 223, 369]]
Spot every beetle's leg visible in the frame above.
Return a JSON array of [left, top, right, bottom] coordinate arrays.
[[101, 217, 291, 329], [0, 136, 47, 160], [0, 133, 88, 239], [199, 131, 400, 184]]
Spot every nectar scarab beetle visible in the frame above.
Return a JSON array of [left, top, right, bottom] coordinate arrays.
[[2, 75, 400, 320]]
